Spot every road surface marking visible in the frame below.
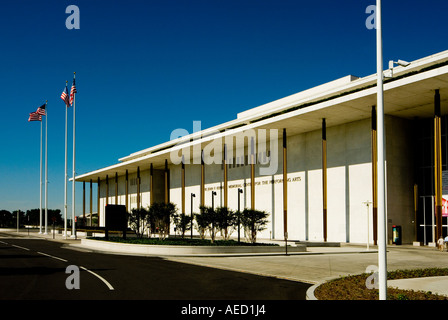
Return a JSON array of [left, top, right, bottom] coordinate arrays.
[[80, 266, 115, 290], [12, 244, 30, 251], [37, 251, 68, 262], [36, 252, 114, 290]]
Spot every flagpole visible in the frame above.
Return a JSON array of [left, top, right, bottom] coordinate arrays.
[[44, 100, 48, 234], [72, 72, 76, 238], [39, 114, 43, 234], [64, 81, 68, 239]]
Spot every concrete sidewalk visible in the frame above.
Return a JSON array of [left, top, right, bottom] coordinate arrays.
[[388, 276, 448, 297], [3, 229, 448, 298], [166, 245, 448, 299]]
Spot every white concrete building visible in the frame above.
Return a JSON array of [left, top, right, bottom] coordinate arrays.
[[76, 50, 448, 245]]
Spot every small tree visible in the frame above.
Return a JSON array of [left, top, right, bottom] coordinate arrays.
[[199, 205, 219, 243], [215, 206, 236, 240], [128, 208, 150, 238], [48, 209, 63, 226], [11, 210, 26, 228], [0, 210, 12, 228], [194, 212, 209, 240], [240, 209, 269, 244], [149, 202, 177, 240], [24, 209, 63, 227], [172, 213, 192, 239]]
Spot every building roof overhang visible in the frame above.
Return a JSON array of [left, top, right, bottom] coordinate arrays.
[[75, 50, 448, 182]]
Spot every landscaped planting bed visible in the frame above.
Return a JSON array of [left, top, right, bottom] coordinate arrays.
[[314, 268, 448, 300], [89, 237, 279, 246]]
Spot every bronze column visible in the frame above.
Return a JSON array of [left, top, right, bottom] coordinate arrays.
[[181, 156, 185, 214], [137, 167, 141, 210], [165, 160, 169, 204], [150, 163, 154, 206], [250, 137, 255, 210], [372, 106, 378, 245], [106, 175, 109, 206], [322, 120, 327, 242], [283, 128, 288, 240], [125, 170, 129, 212], [414, 184, 418, 242], [83, 181, 86, 223], [434, 89, 443, 241], [115, 172, 118, 204], [201, 150, 205, 207], [97, 177, 100, 226], [89, 179, 92, 226], [224, 144, 228, 208]]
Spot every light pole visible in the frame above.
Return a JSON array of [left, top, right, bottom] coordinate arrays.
[[387, 60, 410, 78], [212, 191, 217, 210], [375, 1, 411, 299], [376, 0, 387, 300], [237, 188, 243, 243], [191, 193, 195, 239], [363, 201, 372, 250]]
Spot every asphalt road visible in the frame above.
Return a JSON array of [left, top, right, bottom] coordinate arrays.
[[0, 233, 311, 301]]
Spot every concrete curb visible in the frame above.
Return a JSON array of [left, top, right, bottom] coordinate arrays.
[[306, 283, 320, 300], [78, 238, 307, 256], [305, 276, 342, 300], [306, 275, 448, 300]]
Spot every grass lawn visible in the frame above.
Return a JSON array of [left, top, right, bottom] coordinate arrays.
[[314, 268, 448, 300]]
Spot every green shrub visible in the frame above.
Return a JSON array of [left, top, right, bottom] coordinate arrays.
[[172, 213, 192, 239], [215, 207, 237, 240], [148, 202, 177, 240]]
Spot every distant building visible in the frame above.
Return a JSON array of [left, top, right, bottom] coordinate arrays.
[[76, 50, 448, 246]]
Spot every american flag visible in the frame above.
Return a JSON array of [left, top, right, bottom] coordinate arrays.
[[70, 77, 77, 106], [36, 103, 46, 116], [61, 84, 70, 107], [28, 112, 42, 122]]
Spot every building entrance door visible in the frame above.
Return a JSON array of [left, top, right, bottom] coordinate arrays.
[[419, 196, 448, 245], [419, 196, 435, 245]]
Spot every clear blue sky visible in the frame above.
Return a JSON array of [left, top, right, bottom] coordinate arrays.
[[1, 0, 447, 215]]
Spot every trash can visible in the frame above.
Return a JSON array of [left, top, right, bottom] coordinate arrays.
[[392, 225, 402, 245]]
